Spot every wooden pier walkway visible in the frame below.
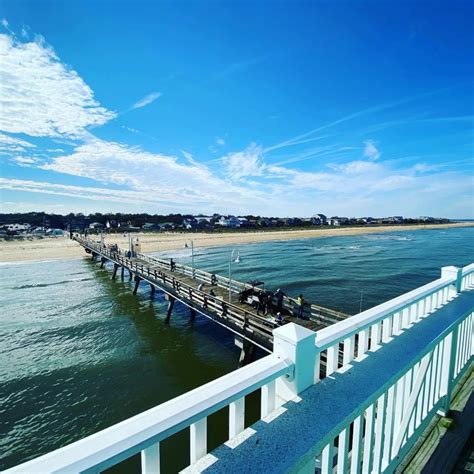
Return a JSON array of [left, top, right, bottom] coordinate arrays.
[[74, 236, 350, 362]]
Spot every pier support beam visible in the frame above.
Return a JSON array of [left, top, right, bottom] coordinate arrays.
[[100, 257, 106, 269], [235, 337, 257, 367], [112, 264, 119, 280], [121, 267, 125, 281], [133, 276, 142, 295], [190, 305, 196, 321], [129, 269, 133, 280], [165, 295, 175, 324], [150, 284, 155, 296], [91, 252, 97, 260]]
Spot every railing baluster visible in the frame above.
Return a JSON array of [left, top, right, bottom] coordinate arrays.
[[261, 380, 276, 418], [321, 441, 334, 474], [343, 335, 354, 366], [327, 345, 338, 375], [361, 404, 375, 474], [141, 442, 160, 474], [229, 397, 245, 438], [382, 385, 395, 469], [357, 329, 369, 359], [372, 393, 386, 474], [337, 428, 349, 474], [350, 415, 363, 474], [190, 417, 207, 464], [370, 323, 380, 351]]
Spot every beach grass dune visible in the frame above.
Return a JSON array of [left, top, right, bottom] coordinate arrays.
[[0, 222, 472, 264]]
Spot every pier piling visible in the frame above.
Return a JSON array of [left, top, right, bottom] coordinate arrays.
[[121, 267, 125, 281], [133, 276, 141, 295], [100, 257, 106, 269], [165, 295, 175, 323], [112, 264, 119, 280]]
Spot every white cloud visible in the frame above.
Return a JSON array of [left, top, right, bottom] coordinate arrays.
[[216, 137, 226, 146], [222, 143, 265, 180], [131, 92, 162, 110], [10, 156, 39, 167], [0, 132, 36, 152], [0, 33, 115, 138], [40, 138, 267, 212], [1, 18, 8, 29], [363, 140, 381, 160]]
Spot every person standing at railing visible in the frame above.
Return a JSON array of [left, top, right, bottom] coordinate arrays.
[[170, 258, 176, 272], [273, 288, 285, 313], [296, 294, 305, 319]]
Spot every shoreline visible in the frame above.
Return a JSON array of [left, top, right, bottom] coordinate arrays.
[[0, 222, 472, 264]]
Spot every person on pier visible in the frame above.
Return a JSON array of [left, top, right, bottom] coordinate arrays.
[[296, 294, 305, 319]]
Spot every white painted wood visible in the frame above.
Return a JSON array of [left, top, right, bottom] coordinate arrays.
[[357, 329, 369, 359], [321, 442, 334, 474], [190, 418, 207, 464], [336, 428, 348, 474], [382, 315, 392, 342], [229, 397, 245, 438], [382, 385, 395, 469], [261, 380, 276, 418], [350, 416, 363, 474], [361, 404, 375, 474], [372, 393, 386, 474], [141, 443, 160, 474], [393, 353, 432, 454], [370, 323, 380, 351], [343, 336, 355, 366], [327, 345, 338, 375]]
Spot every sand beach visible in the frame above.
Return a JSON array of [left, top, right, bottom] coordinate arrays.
[[0, 222, 472, 264]]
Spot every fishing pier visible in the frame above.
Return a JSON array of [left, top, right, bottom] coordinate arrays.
[[73, 235, 348, 363]]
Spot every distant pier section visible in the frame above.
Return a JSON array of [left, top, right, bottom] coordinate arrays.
[[73, 235, 349, 361]]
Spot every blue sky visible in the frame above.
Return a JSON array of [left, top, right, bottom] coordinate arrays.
[[0, 0, 473, 217]]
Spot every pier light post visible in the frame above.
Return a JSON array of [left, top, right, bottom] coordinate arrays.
[[228, 249, 241, 303], [183, 240, 195, 278]]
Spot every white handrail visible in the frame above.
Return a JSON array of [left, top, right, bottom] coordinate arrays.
[[316, 276, 454, 350], [6, 354, 292, 473]]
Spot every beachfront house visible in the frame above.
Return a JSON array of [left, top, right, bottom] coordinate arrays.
[[328, 216, 349, 226], [311, 213, 327, 225], [142, 223, 161, 231], [89, 222, 105, 230], [217, 216, 241, 228]]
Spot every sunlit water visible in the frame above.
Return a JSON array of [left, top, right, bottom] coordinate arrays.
[[1, 227, 473, 471]]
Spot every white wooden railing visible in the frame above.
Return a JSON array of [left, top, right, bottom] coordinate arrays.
[[312, 308, 473, 474], [5, 263, 473, 473], [5, 353, 294, 473]]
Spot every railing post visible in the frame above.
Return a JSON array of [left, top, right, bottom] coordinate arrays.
[[441, 266, 462, 296], [273, 323, 316, 402], [438, 326, 459, 416]]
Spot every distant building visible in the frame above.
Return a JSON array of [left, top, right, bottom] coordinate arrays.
[[142, 223, 161, 231], [328, 217, 349, 226], [312, 213, 327, 225], [217, 216, 241, 228], [182, 218, 198, 230], [89, 222, 105, 230]]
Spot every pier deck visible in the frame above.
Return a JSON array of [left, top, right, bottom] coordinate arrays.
[[74, 236, 349, 355]]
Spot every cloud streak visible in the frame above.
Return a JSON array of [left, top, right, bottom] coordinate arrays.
[[131, 92, 162, 110]]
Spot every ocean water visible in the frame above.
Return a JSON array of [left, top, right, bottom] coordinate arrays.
[[0, 227, 473, 471]]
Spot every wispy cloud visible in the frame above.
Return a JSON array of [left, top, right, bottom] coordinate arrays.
[[363, 140, 381, 161], [131, 91, 162, 110], [0, 33, 115, 138]]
